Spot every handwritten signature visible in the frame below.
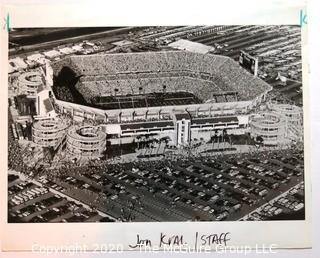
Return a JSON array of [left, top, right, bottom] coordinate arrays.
[[128, 232, 231, 249]]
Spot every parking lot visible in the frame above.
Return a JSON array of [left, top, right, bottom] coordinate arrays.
[[182, 26, 302, 106], [131, 26, 302, 107], [8, 173, 114, 223], [241, 182, 304, 221], [35, 147, 305, 222]]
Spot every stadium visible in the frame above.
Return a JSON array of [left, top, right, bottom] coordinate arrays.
[[30, 50, 305, 157], [8, 27, 305, 224], [51, 51, 272, 124]]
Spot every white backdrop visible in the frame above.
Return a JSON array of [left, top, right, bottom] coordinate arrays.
[[0, 0, 319, 257]]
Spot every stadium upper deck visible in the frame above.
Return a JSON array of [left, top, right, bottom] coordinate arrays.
[[51, 51, 272, 108]]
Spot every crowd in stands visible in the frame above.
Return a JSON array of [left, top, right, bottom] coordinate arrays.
[[78, 76, 219, 103], [52, 51, 270, 107], [53, 85, 75, 103]]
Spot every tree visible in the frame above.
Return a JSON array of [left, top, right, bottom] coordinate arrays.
[[256, 136, 264, 144], [228, 134, 233, 146], [136, 135, 141, 149], [222, 129, 227, 142]]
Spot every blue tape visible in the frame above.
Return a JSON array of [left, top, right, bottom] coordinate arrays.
[[3, 13, 10, 32], [299, 10, 307, 27]]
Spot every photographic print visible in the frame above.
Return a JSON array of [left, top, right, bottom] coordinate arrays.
[[7, 25, 305, 224]]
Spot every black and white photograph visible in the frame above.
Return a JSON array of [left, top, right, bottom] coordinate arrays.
[[7, 25, 305, 224]]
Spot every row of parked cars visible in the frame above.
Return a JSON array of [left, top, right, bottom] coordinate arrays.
[[244, 182, 304, 221], [9, 183, 49, 206]]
